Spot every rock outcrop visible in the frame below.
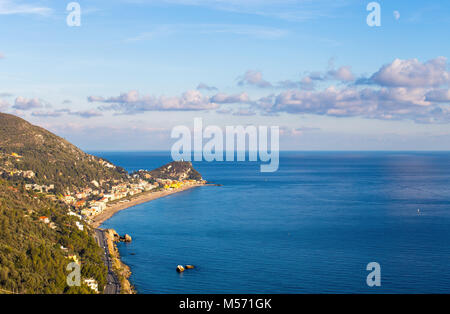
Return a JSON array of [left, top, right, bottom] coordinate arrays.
[[176, 265, 185, 273], [120, 234, 132, 242], [106, 229, 132, 243], [139, 161, 203, 182]]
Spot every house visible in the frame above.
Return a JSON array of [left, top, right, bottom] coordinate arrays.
[[91, 200, 107, 211], [83, 278, 98, 293], [74, 200, 86, 209], [68, 211, 82, 219], [63, 195, 76, 205], [75, 221, 84, 231], [88, 206, 102, 215], [103, 194, 112, 201], [75, 193, 86, 199], [45, 194, 57, 201], [39, 216, 50, 224], [22, 170, 35, 179], [81, 208, 92, 217], [99, 197, 108, 203]]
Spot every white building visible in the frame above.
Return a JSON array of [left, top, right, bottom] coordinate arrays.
[[68, 211, 82, 219], [83, 278, 98, 293], [75, 221, 84, 231]]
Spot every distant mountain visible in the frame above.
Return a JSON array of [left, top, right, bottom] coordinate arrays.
[[0, 113, 129, 194]]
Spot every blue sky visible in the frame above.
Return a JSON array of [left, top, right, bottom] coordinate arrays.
[[0, 0, 449, 150]]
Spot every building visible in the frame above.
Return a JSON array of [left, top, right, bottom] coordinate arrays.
[[83, 278, 99, 293], [39, 216, 50, 224], [75, 221, 84, 231], [68, 211, 82, 219]]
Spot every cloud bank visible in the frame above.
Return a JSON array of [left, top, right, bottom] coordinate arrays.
[[89, 90, 219, 114], [13, 96, 43, 110], [83, 57, 450, 124]]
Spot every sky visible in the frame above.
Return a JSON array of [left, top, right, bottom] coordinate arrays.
[[0, 0, 449, 151]]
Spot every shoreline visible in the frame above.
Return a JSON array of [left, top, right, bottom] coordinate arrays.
[[103, 229, 134, 294], [91, 183, 205, 228], [89, 182, 208, 294]]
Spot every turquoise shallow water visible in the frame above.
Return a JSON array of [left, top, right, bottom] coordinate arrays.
[[97, 152, 450, 293]]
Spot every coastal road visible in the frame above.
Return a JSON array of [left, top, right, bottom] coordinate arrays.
[[94, 229, 121, 294]]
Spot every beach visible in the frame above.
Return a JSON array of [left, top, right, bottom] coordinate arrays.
[[91, 183, 205, 228]]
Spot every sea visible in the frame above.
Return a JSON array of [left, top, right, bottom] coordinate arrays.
[[95, 151, 450, 294]]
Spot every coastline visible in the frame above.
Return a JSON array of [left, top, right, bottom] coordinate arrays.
[[103, 229, 134, 294], [90, 183, 206, 294], [91, 183, 205, 228]]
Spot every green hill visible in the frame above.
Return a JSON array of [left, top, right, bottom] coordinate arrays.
[[0, 114, 112, 293], [0, 113, 205, 294], [137, 161, 203, 181], [0, 113, 129, 194], [0, 179, 107, 294]]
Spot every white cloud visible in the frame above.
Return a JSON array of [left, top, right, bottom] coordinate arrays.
[[279, 126, 318, 137], [127, 24, 288, 42], [210, 92, 250, 104], [197, 83, 218, 91], [232, 108, 256, 116], [30, 108, 102, 119], [370, 57, 449, 87], [86, 57, 450, 123], [31, 111, 62, 118], [256, 84, 450, 123], [0, 0, 52, 15], [425, 89, 450, 103], [131, 0, 348, 22], [238, 70, 272, 88], [13, 96, 43, 110], [327, 66, 355, 82], [68, 110, 103, 118], [90, 90, 219, 114]]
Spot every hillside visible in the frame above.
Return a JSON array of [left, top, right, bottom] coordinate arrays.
[[0, 179, 107, 294], [0, 113, 129, 194], [0, 113, 205, 294], [136, 161, 203, 182]]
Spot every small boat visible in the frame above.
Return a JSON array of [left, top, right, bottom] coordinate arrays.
[[185, 265, 195, 269]]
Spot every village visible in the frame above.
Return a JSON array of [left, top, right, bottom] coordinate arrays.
[[2, 151, 204, 231], [1, 151, 203, 226], [1, 150, 204, 293], [32, 177, 203, 225], [31, 176, 203, 293]]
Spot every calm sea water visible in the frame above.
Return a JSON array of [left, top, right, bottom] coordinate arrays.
[[96, 152, 450, 294]]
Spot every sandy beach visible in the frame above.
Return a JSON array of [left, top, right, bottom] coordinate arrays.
[[91, 184, 204, 228]]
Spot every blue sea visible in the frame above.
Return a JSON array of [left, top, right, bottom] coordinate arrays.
[[96, 152, 450, 294]]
